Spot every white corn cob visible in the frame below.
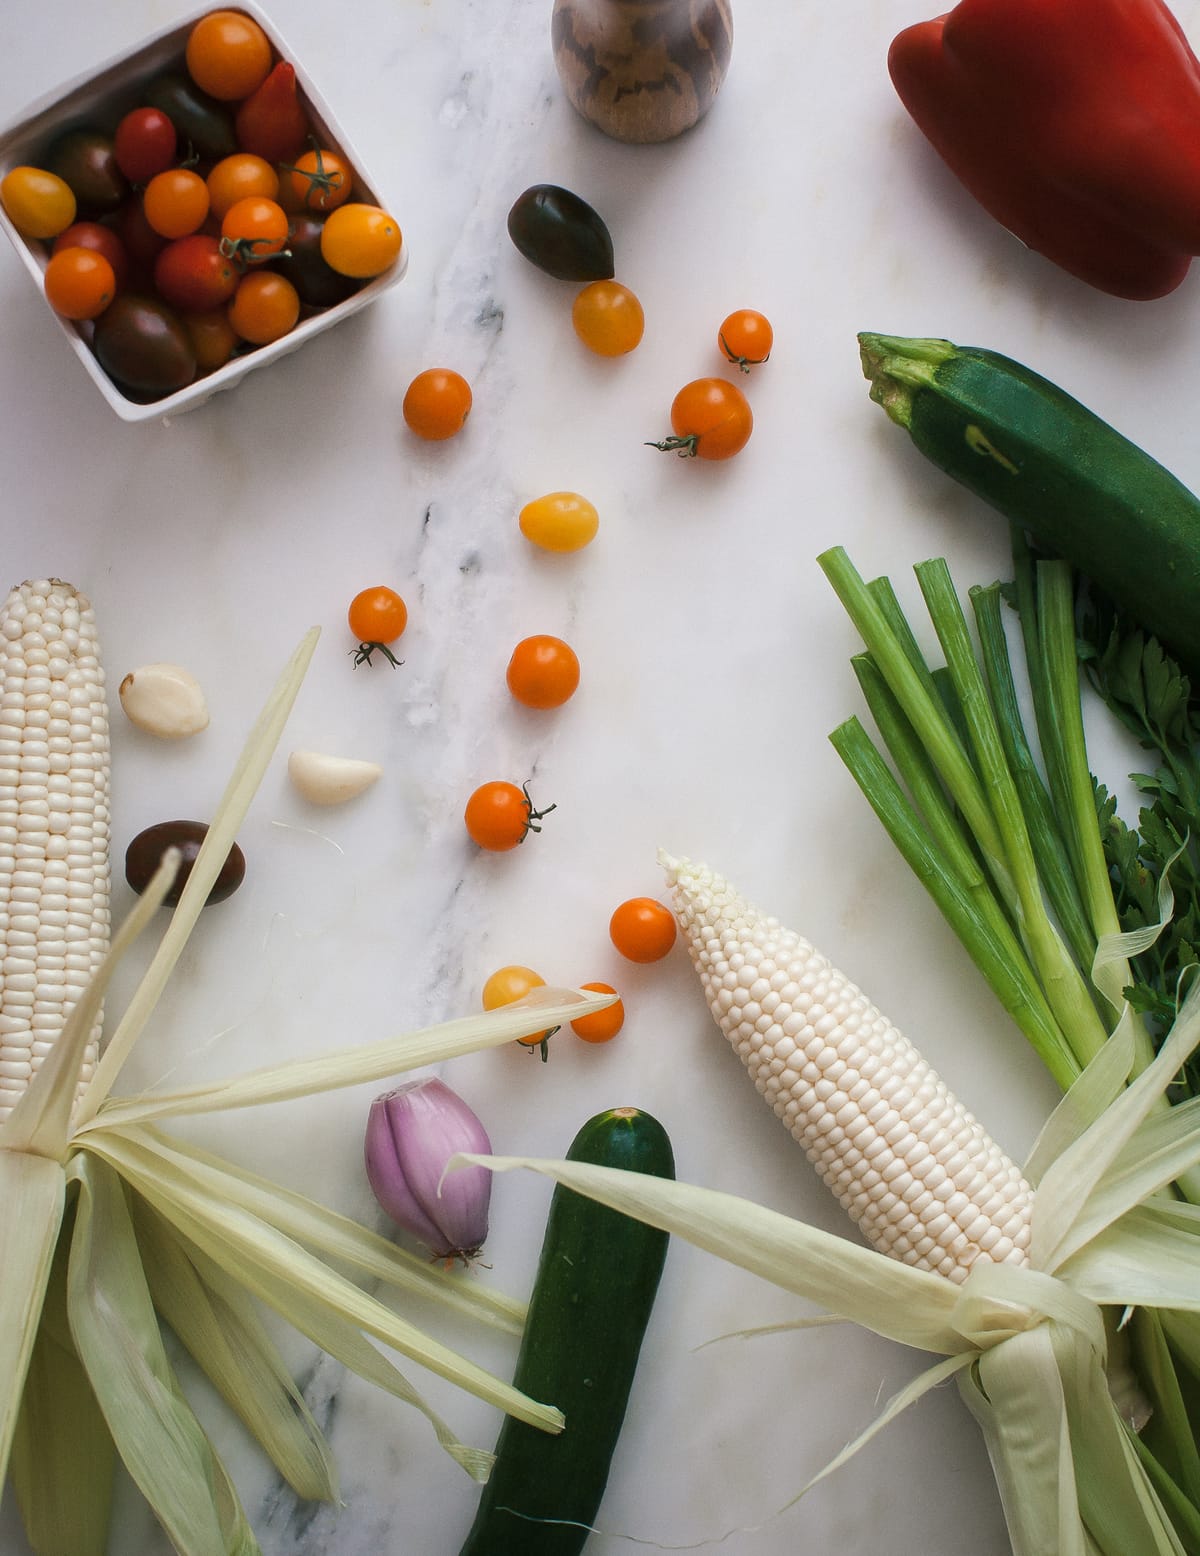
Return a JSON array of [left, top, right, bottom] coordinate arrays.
[[662, 854, 1033, 1284], [0, 580, 110, 1122]]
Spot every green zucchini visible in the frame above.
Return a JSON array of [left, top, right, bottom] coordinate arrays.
[[458, 1106, 674, 1556], [858, 332, 1200, 678]]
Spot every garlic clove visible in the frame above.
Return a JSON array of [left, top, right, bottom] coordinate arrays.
[[287, 748, 383, 806], [119, 662, 210, 739]]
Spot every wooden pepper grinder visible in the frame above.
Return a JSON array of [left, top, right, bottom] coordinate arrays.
[[551, 0, 733, 144]]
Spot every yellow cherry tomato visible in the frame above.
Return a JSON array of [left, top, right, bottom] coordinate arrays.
[[482, 964, 554, 1050], [320, 203, 402, 278], [518, 492, 599, 553], [1, 166, 76, 239], [572, 279, 644, 357]]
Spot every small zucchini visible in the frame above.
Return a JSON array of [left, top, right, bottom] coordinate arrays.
[[858, 332, 1200, 679], [457, 1106, 674, 1556]]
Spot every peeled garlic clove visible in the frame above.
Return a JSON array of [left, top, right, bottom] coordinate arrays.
[[288, 749, 383, 805], [119, 662, 209, 739]]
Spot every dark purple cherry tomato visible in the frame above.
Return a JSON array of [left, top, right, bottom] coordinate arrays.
[[92, 295, 196, 399], [46, 129, 128, 215], [144, 74, 237, 162], [125, 820, 246, 906], [506, 184, 615, 281]]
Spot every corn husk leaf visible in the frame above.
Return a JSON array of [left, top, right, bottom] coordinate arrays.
[[10, 1203, 114, 1556], [0, 1150, 65, 1485], [77, 986, 606, 1135], [64, 1152, 259, 1556], [130, 1123, 524, 1335], [133, 1199, 337, 1502], [81, 1125, 562, 1442], [1033, 990, 1200, 1271]]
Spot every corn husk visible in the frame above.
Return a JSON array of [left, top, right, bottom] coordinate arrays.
[[459, 948, 1200, 1556], [0, 625, 614, 1556]]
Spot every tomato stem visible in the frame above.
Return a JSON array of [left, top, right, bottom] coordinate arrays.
[[219, 234, 291, 267], [718, 330, 768, 373], [646, 435, 700, 458], [351, 641, 404, 668], [520, 780, 557, 840]]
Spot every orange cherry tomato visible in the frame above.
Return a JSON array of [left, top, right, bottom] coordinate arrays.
[[320, 202, 402, 277], [206, 154, 279, 221], [185, 9, 273, 100], [718, 309, 773, 371], [464, 780, 554, 851], [346, 585, 407, 666], [570, 982, 625, 1043], [481, 964, 554, 1050], [220, 195, 289, 263], [43, 246, 115, 320], [143, 168, 210, 239], [609, 897, 677, 963], [286, 147, 353, 212], [505, 635, 580, 709], [183, 308, 239, 372], [228, 270, 300, 345], [572, 279, 644, 357], [650, 377, 753, 461], [402, 368, 472, 441]]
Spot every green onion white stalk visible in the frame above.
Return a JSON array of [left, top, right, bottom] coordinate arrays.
[[0, 581, 612, 1556]]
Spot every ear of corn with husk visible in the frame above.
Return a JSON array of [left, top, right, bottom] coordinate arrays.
[[466, 854, 1200, 1555], [0, 579, 614, 1556]]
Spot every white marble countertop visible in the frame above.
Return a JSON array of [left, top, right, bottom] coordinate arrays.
[[4, 1, 1200, 1552]]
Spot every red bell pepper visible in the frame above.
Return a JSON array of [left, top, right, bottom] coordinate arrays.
[[888, 0, 1200, 300]]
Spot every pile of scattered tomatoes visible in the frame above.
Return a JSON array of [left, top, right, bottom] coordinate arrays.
[[0, 7, 402, 402]]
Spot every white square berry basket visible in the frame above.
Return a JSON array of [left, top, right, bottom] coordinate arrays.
[[0, 1, 407, 422]]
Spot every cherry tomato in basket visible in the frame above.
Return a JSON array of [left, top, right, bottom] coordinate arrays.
[[609, 898, 677, 963], [481, 964, 554, 1050], [92, 295, 196, 399], [206, 153, 279, 221], [402, 369, 472, 441], [116, 197, 168, 270], [518, 492, 599, 553], [346, 585, 407, 667], [43, 247, 116, 321], [285, 147, 353, 212], [113, 107, 178, 184], [464, 781, 555, 852], [46, 130, 127, 215], [185, 9, 273, 100], [649, 377, 753, 461], [182, 308, 239, 372], [572, 279, 644, 357], [235, 62, 309, 164], [1, 166, 76, 239], [273, 213, 358, 307], [143, 168, 210, 239], [718, 308, 773, 372], [570, 982, 625, 1043], [154, 235, 238, 312], [227, 270, 300, 345], [320, 203, 402, 278], [52, 222, 129, 292], [505, 635, 580, 709], [220, 196, 289, 263]]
